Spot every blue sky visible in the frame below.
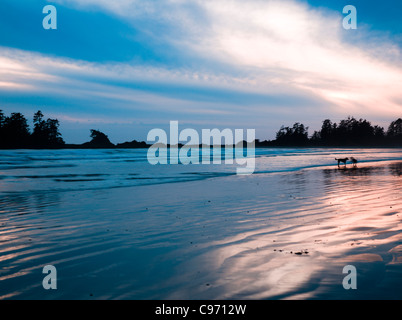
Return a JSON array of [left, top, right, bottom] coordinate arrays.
[[0, 0, 401, 143]]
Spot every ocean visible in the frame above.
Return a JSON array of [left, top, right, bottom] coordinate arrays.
[[1, 148, 402, 193], [1, 147, 402, 299]]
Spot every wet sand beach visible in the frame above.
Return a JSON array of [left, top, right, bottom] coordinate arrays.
[[0, 158, 401, 299]]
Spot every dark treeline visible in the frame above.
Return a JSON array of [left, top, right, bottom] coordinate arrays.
[[80, 129, 148, 149], [0, 110, 401, 149], [0, 110, 146, 149], [0, 110, 64, 149], [258, 116, 402, 147]]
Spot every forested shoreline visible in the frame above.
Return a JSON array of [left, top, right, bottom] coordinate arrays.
[[0, 110, 401, 149]]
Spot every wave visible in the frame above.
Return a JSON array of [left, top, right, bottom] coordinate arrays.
[[0, 148, 401, 195]]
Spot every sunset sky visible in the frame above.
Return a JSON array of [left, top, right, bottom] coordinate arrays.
[[0, 0, 401, 143]]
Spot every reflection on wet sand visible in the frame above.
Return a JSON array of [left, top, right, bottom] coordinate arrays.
[[389, 162, 402, 176], [167, 162, 402, 299], [0, 161, 401, 299]]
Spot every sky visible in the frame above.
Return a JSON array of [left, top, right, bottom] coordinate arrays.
[[0, 0, 401, 143]]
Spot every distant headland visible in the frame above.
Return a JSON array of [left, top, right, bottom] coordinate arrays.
[[0, 109, 401, 149]]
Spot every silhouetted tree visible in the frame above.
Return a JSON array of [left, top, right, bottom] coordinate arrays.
[[372, 125, 385, 144], [90, 129, 108, 143], [31, 110, 64, 147], [336, 116, 357, 144], [2, 112, 31, 148], [312, 116, 386, 146], [320, 119, 337, 144], [45, 119, 64, 146], [373, 125, 385, 138], [275, 122, 309, 146], [387, 118, 402, 137], [353, 118, 374, 144], [310, 130, 321, 143], [0, 110, 5, 147], [0, 110, 5, 128], [32, 110, 46, 146], [81, 129, 114, 148], [387, 118, 402, 145]]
